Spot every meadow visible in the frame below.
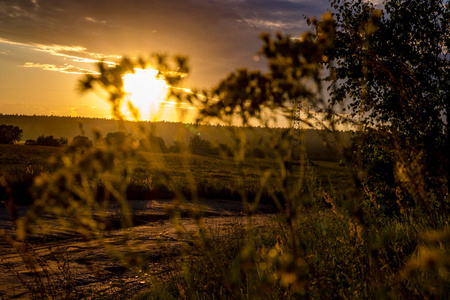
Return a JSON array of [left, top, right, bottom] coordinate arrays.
[[1, 137, 447, 299], [0, 143, 348, 205], [0, 142, 351, 298]]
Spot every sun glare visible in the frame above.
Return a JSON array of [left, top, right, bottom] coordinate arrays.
[[122, 68, 169, 120]]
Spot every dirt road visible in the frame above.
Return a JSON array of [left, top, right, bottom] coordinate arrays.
[[0, 199, 272, 299]]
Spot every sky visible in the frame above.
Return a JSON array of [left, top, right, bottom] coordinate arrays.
[[0, 0, 332, 120]]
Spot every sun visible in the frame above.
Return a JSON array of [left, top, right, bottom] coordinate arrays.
[[122, 68, 169, 120]]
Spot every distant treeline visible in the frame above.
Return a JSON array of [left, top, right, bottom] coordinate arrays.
[[0, 114, 350, 161]]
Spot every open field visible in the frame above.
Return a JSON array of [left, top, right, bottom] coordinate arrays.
[[0, 144, 350, 204], [0, 143, 356, 299], [1, 143, 448, 299]]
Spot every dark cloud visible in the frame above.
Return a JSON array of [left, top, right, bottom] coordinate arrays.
[[0, 0, 330, 87]]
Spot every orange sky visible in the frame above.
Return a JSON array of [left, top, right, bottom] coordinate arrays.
[[0, 0, 332, 121]]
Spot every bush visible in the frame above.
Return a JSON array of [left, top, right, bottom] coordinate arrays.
[[69, 136, 93, 150], [36, 135, 67, 147], [105, 131, 128, 145], [188, 135, 217, 156], [25, 139, 37, 145]]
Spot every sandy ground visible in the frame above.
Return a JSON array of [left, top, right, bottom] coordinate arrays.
[[0, 199, 272, 299]]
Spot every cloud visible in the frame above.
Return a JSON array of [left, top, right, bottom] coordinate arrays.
[[31, 0, 39, 9], [0, 3, 31, 18], [0, 37, 121, 68], [241, 18, 303, 30], [33, 43, 121, 64], [85, 16, 106, 24], [0, 37, 28, 47], [23, 62, 99, 75]]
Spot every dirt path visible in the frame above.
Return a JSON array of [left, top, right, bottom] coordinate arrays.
[[0, 199, 272, 299]]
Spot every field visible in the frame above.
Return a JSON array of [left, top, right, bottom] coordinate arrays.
[[1, 141, 447, 299], [0, 144, 348, 204], [0, 143, 354, 298]]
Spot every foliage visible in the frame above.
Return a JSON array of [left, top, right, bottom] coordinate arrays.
[[0, 124, 22, 144], [327, 0, 450, 219], [328, 0, 449, 130], [187, 13, 336, 127], [351, 129, 401, 217], [36, 135, 68, 147]]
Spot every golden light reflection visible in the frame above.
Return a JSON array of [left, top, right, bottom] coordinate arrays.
[[122, 68, 169, 120]]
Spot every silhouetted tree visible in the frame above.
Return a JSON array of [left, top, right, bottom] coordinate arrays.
[[327, 0, 449, 216], [0, 124, 22, 144]]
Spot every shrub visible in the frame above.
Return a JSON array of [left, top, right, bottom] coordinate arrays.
[[25, 139, 37, 145], [70, 135, 93, 149], [105, 131, 128, 145], [188, 135, 217, 156], [36, 135, 68, 147]]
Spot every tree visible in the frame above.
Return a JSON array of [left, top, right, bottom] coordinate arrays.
[[195, 17, 335, 127], [326, 0, 450, 215], [0, 124, 23, 144], [328, 0, 449, 132]]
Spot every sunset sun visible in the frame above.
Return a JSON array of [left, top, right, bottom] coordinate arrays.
[[122, 68, 169, 120]]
